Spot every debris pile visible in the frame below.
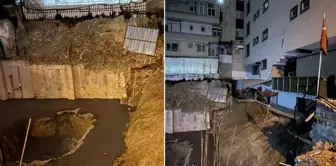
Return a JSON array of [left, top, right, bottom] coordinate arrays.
[[295, 141, 336, 166], [165, 81, 230, 112], [0, 109, 95, 166], [114, 69, 164, 166]]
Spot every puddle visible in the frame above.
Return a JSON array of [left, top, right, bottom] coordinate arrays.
[[0, 108, 95, 165]]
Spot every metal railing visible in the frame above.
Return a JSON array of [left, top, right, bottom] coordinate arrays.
[[273, 76, 336, 110], [272, 77, 318, 96]]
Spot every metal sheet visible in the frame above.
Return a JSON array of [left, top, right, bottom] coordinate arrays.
[[124, 26, 159, 55]]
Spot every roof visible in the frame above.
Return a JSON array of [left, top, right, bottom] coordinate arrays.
[[261, 90, 279, 97]]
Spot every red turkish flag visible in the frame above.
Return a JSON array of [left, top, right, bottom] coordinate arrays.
[[321, 16, 328, 55]]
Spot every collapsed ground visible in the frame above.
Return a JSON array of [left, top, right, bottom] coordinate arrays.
[[165, 81, 336, 166], [1, 15, 164, 166]]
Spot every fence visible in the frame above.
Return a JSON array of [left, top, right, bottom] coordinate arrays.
[[22, 2, 147, 20]]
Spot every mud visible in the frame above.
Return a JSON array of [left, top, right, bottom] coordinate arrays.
[[0, 99, 130, 166]]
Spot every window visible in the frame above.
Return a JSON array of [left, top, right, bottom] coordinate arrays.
[[236, 1, 244, 11], [236, 19, 244, 29], [166, 43, 171, 51], [253, 9, 260, 22], [253, 36, 259, 46], [246, 1, 250, 16], [171, 43, 179, 51], [166, 21, 180, 32], [212, 29, 222, 37], [300, 0, 309, 14], [190, 7, 193, 12], [220, 48, 225, 54], [188, 43, 193, 48], [208, 3, 216, 16], [196, 44, 206, 52], [263, 0, 269, 13], [290, 5, 298, 21], [262, 28, 268, 41], [166, 42, 179, 51], [246, 21, 250, 37], [189, 25, 193, 31], [245, 43, 250, 57], [261, 59, 267, 70], [236, 11, 244, 19], [196, 44, 202, 52], [236, 29, 244, 40], [194, 1, 205, 15], [201, 26, 205, 32], [252, 65, 260, 75], [202, 45, 206, 52]]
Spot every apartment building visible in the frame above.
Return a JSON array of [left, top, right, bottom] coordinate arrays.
[[165, 0, 224, 80], [242, 0, 336, 109], [219, 0, 246, 79], [244, 0, 336, 80]]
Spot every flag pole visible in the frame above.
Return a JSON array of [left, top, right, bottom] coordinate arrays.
[[316, 13, 326, 97], [317, 50, 322, 97]]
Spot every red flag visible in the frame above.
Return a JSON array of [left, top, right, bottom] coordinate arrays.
[[321, 15, 328, 55]]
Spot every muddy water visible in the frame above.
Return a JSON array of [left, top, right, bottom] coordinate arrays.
[[0, 99, 130, 166]]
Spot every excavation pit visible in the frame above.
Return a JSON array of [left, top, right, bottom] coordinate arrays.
[[0, 109, 95, 165]]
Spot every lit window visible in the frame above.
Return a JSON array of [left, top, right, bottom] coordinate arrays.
[[300, 0, 310, 14], [263, 0, 269, 13], [262, 28, 268, 41]]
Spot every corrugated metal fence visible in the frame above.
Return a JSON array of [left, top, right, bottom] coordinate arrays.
[[124, 26, 159, 55], [22, 2, 146, 20]]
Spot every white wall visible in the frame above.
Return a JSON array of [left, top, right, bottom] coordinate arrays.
[[166, 39, 209, 57], [244, 0, 336, 79], [181, 21, 213, 36]]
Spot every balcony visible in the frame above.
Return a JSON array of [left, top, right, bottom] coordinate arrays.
[[165, 10, 220, 25], [166, 31, 220, 43]]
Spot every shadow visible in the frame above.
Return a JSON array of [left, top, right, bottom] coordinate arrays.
[[261, 121, 313, 165]]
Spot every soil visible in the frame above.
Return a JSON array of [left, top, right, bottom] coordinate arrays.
[[16, 17, 163, 71], [0, 99, 130, 166], [215, 101, 312, 166], [114, 69, 164, 166]]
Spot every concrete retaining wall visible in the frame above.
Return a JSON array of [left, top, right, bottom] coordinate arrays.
[[165, 109, 210, 133], [0, 60, 128, 100], [73, 66, 127, 99]]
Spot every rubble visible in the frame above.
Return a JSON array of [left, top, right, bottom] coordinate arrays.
[[295, 141, 336, 166]]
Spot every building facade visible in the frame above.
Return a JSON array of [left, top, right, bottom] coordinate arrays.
[[244, 0, 336, 80], [165, 0, 245, 80]]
